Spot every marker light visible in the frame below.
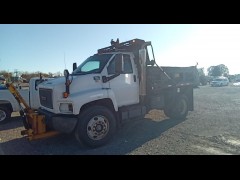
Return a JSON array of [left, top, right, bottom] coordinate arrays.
[[63, 92, 69, 98]]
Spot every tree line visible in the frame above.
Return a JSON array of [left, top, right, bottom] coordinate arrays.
[[198, 64, 240, 84], [0, 70, 63, 82], [0, 64, 238, 83], [207, 64, 229, 77]]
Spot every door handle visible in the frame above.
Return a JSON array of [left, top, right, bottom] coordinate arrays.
[[102, 74, 120, 83], [134, 75, 136, 82]]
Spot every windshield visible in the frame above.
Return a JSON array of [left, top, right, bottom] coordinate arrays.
[[72, 54, 112, 75]]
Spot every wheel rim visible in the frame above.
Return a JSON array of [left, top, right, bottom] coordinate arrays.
[[177, 98, 187, 115], [0, 109, 7, 122], [87, 115, 109, 141]]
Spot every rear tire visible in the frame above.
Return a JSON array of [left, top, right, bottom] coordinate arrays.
[[163, 108, 171, 117], [164, 95, 189, 120], [0, 107, 11, 124], [75, 106, 117, 148]]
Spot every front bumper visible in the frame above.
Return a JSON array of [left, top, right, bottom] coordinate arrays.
[[38, 108, 78, 134]]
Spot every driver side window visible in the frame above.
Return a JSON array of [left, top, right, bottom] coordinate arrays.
[[107, 54, 133, 75], [107, 57, 116, 75]]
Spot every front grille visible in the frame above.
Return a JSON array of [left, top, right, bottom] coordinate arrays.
[[39, 88, 53, 109]]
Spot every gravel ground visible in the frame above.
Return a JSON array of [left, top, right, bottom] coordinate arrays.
[[1, 84, 240, 155]]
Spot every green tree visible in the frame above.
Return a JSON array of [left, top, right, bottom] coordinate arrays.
[[198, 68, 207, 85], [198, 68, 205, 76], [207, 64, 229, 77], [21, 71, 50, 82], [0, 70, 12, 82], [48, 72, 53, 78]]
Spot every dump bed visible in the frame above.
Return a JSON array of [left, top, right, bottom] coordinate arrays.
[[146, 66, 194, 111], [147, 65, 199, 89]]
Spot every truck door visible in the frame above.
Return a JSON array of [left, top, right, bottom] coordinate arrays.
[[107, 53, 139, 107]]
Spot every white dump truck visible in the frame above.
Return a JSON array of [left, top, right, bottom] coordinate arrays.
[[36, 39, 194, 148]]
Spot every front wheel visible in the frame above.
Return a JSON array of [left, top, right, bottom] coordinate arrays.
[[75, 106, 117, 148], [164, 95, 189, 120], [0, 107, 11, 124]]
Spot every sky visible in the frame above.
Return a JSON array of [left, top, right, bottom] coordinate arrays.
[[1, 24, 240, 75]]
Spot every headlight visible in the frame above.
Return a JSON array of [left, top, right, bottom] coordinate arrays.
[[59, 103, 73, 113]]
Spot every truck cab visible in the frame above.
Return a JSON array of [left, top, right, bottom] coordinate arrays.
[[38, 39, 194, 147]]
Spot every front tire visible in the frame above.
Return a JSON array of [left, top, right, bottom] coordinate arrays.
[[75, 106, 117, 148], [0, 107, 11, 124]]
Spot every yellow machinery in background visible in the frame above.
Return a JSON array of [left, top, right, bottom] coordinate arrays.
[[6, 83, 59, 140]]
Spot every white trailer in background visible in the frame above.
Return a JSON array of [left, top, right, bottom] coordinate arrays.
[[0, 78, 50, 123]]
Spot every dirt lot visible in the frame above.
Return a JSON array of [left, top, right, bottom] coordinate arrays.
[[1, 84, 240, 155]]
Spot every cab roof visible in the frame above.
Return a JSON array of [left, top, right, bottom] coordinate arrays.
[[98, 39, 146, 54]]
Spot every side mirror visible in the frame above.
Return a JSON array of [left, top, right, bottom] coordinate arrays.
[[35, 73, 44, 90], [64, 69, 69, 79], [35, 79, 45, 90], [73, 63, 77, 71], [115, 54, 122, 74]]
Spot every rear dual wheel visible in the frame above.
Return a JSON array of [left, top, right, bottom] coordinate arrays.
[[164, 95, 189, 119]]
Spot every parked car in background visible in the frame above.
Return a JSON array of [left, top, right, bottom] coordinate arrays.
[[233, 82, 240, 86], [0, 84, 7, 90], [210, 77, 229, 87], [0, 76, 6, 84]]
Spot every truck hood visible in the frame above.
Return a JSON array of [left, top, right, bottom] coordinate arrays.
[[38, 74, 103, 94]]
